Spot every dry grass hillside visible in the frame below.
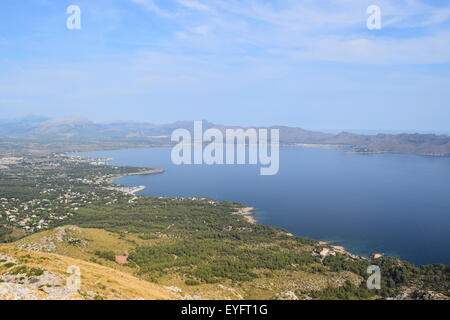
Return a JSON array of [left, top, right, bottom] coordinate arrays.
[[2, 224, 448, 300], [2, 225, 363, 300], [0, 243, 174, 300]]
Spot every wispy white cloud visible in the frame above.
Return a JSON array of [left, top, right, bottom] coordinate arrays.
[[1, 0, 449, 127], [176, 0, 211, 12], [130, 0, 450, 64], [131, 0, 175, 18]]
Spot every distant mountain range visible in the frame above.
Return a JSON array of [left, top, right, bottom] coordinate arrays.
[[1, 116, 450, 156]]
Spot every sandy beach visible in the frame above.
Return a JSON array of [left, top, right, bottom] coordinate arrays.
[[129, 185, 146, 195], [233, 207, 257, 224], [105, 168, 164, 198]]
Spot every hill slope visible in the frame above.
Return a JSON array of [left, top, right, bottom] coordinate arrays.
[[10, 225, 359, 300], [0, 242, 174, 300]]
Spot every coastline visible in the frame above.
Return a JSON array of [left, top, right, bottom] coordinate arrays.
[[233, 207, 257, 224], [294, 143, 346, 149], [108, 168, 165, 183], [104, 166, 394, 262], [107, 169, 165, 197], [97, 153, 259, 226], [81, 150, 444, 266]]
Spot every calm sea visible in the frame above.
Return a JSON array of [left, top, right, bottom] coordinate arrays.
[[79, 147, 450, 266]]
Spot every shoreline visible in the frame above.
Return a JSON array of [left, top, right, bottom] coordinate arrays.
[[233, 207, 257, 224], [108, 168, 165, 184], [294, 143, 347, 149], [106, 170, 396, 262], [81, 151, 436, 266], [107, 169, 165, 197]]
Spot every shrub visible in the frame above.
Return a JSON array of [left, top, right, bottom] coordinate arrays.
[[185, 279, 201, 286], [94, 251, 116, 261]]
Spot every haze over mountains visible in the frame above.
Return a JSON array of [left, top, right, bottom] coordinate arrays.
[[1, 116, 450, 156]]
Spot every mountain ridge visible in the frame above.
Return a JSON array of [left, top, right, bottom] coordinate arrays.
[[1, 116, 449, 156]]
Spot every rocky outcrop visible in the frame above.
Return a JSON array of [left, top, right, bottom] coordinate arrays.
[[17, 226, 85, 253], [0, 252, 89, 300], [390, 289, 450, 300]]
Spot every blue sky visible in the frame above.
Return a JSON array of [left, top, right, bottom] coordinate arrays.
[[1, 0, 450, 131]]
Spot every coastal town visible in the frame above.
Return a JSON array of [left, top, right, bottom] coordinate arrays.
[[0, 154, 157, 235], [0, 154, 234, 238]]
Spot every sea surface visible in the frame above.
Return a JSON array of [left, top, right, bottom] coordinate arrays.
[[78, 147, 450, 266]]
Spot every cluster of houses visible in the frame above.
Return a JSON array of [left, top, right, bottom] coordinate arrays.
[[0, 155, 133, 234]]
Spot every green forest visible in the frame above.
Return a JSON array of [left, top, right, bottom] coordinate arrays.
[[66, 197, 449, 298]]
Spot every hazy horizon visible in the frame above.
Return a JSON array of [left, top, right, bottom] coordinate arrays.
[[2, 114, 450, 136], [1, 1, 450, 131]]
